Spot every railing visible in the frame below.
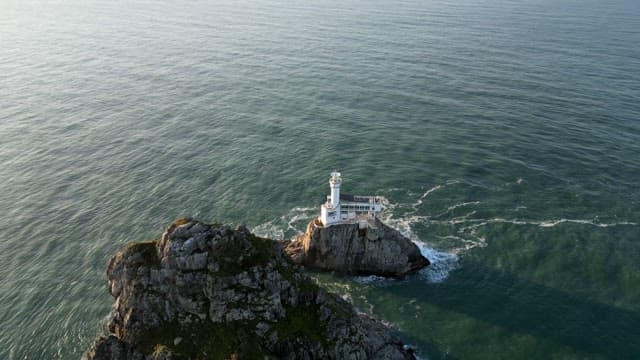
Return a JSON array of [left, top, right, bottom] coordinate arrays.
[[323, 214, 378, 229]]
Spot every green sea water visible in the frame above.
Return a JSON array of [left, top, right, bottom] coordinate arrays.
[[1, 0, 639, 358]]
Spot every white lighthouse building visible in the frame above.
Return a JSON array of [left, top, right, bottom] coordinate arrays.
[[319, 171, 383, 227]]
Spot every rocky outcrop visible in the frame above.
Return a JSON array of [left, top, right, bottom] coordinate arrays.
[[85, 219, 416, 360], [285, 218, 429, 277]]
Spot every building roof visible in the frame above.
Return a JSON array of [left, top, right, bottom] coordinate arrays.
[[340, 193, 376, 202]]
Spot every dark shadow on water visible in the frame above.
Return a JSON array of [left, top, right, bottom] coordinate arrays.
[[386, 261, 640, 359]]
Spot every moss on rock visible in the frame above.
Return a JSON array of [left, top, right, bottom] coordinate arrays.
[[272, 304, 327, 345], [88, 219, 416, 360], [137, 318, 269, 359]]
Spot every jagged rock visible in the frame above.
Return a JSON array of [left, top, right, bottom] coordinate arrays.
[[285, 218, 429, 277], [85, 219, 416, 360], [84, 335, 144, 360]]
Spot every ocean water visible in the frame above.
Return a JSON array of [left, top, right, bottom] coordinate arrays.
[[1, 0, 639, 358]]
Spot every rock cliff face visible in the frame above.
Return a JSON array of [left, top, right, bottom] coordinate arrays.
[[285, 219, 429, 277], [85, 219, 416, 360]]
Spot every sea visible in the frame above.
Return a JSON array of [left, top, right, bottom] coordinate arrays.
[[1, 0, 639, 358]]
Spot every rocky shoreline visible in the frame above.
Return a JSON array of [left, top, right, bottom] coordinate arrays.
[[285, 218, 429, 277], [85, 219, 417, 359]]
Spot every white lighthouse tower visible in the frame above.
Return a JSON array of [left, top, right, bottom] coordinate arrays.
[[320, 172, 342, 225], [319, 171, 383, 227], [329, 171, 342, 207]]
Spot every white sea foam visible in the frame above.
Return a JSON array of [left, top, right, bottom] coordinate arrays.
[[417, 185, 442, 202], [252, 206, 318, 239], [536, 218, 637, 228], [251, 219, 285, 240], [353, 275, 390, 284], [414, 240, 459, 283], [377, 207, 461, 283], [253, 181, 636, 286], [446, 201, 480, 212], [340, 293, 352, 303], [454, 217, 637, 229], [408, 184, 447, 213]]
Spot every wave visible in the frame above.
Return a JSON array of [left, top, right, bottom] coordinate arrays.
[[449, 217, 637, 230], [414, 240, 460, 283], [252, 206, 318, 240], [252, 180, 636, 285], [536, 218, 637, 228], [377, 195, 463, 283], [447, 201, 481, 212]]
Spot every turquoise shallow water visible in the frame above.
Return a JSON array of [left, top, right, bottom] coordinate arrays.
[[1, 0, 639, 358]]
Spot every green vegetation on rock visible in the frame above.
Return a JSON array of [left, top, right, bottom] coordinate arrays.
[[272, 304, 327, 345], [86, 219, 416, 360], [137, 318, 269, 360]]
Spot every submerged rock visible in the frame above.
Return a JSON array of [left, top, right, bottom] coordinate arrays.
[[285, 218, 429, 277], [85, 219, 416, 360]]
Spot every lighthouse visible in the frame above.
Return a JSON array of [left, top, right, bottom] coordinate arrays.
[[329, 171, 342, 207], [319, 171, 383, 227]]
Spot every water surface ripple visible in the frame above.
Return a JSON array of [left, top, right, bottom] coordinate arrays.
[[1, 0, 639, 358]]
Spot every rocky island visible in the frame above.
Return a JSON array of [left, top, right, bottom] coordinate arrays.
[[85, 219, 417, 360], [285, 218, 429, 277], [285, 171, 429, 277]]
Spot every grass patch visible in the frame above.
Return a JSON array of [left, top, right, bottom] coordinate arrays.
[[297, 276, 320, 297], [276, 264, 295, 282], [247, 234, 275, 267], [137, 318, 270, 359], [326, 297, 353, 322], [272, 304, 327, 345]]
